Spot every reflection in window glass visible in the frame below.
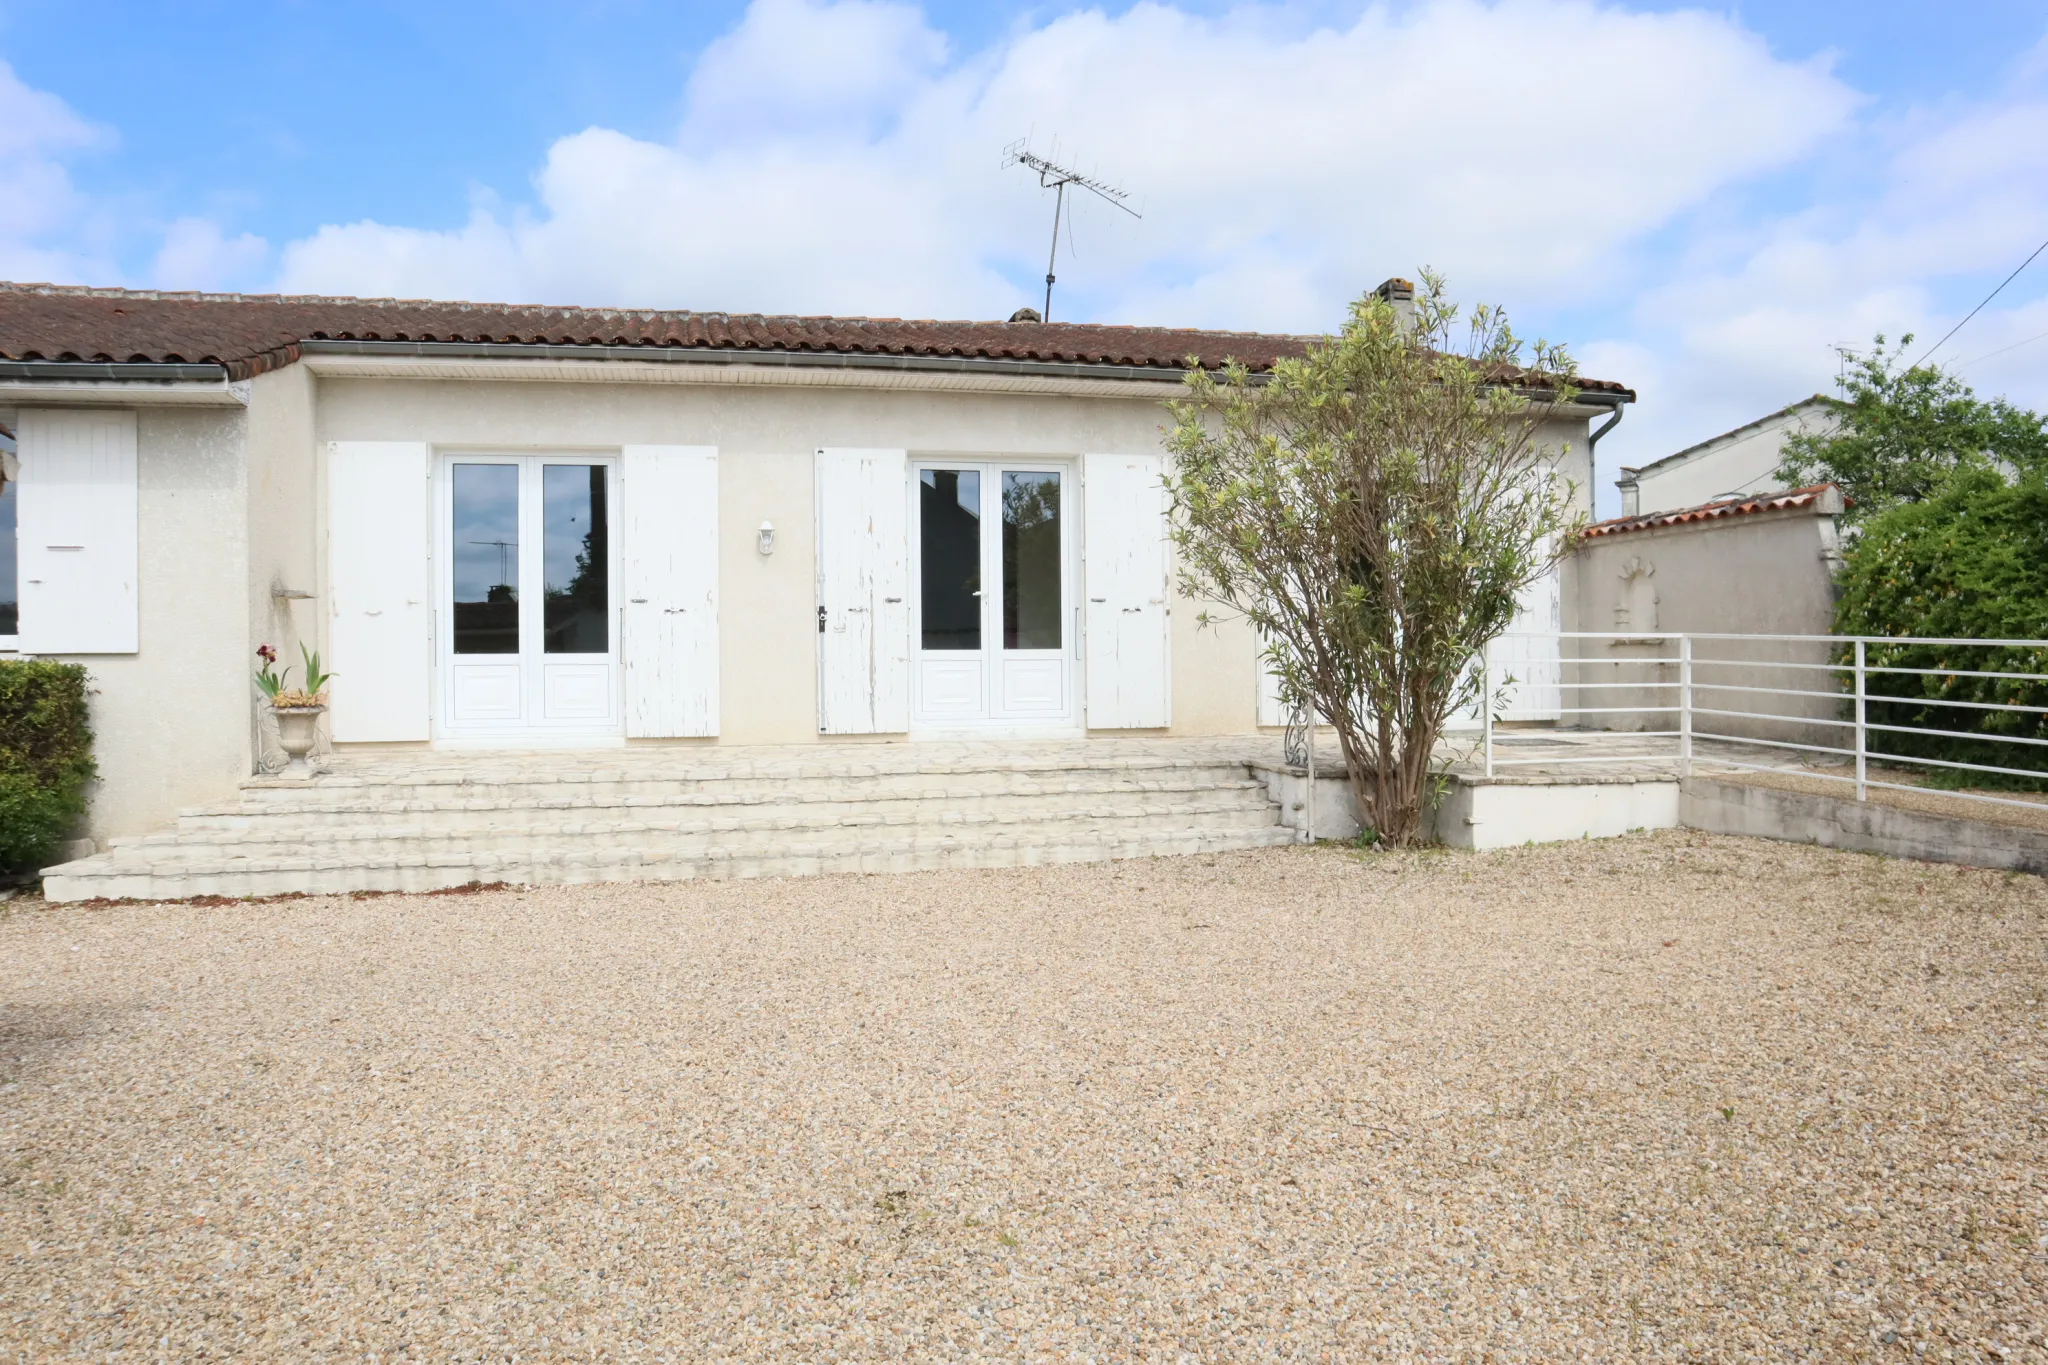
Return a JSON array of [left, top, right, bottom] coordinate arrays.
[[543, 464, 609, 654], [0, 465, 16, 637], [452, 463, 520, 654], [1003, 471, 1061, 649], [920, 469, 982, 650]]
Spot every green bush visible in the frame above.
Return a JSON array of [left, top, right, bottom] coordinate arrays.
[[0, 660, 96, 874], [1833, 467, 2048, 787]]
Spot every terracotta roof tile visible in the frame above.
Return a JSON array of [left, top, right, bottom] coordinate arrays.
[[1582, 484, 1845, 539], [0, 282, 1634, 395]]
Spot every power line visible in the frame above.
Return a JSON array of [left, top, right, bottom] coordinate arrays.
[[1956, 325, 2048, 369], [1914, 232, 2048, 366]]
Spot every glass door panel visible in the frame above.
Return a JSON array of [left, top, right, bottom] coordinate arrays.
[[452, 463, 520, 655], [1002, 471, 1061, 649], [543, 464, 609, 654], [919, 469, 981, 650], [0, 471, 17, 639]]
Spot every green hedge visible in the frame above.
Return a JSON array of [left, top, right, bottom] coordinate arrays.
[[0, 660, 96, 875], [1833, 467, 2048, 787]]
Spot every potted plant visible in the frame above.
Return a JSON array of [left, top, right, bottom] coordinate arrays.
[[256, 643, 336, 775]]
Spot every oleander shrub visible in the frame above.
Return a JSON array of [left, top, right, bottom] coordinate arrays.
[[1833, 467, 2048, 788], [0, 659, 96, 874]]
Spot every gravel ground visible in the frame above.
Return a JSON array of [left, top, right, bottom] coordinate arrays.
[[2, 832, 2045, 1363]]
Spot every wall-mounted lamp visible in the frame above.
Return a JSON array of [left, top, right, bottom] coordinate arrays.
[[757, 520, 776, 556]]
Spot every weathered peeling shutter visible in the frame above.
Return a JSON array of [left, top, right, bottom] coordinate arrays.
[[1082, 452, 1171, 729], [621, 445, 719, 738], [815, 448, 909, 734]]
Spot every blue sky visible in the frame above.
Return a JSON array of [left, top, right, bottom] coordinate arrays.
[[4, 0, 2047, 510]]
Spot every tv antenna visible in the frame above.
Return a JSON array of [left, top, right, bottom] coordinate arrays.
[[471, 538, 516, 588], [1004, 138, 1140, 323]]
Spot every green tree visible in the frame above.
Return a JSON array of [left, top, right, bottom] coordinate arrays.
[[1832, 466, 2048, 785], [1165, 273, 1582, 846], [1778, 334, 2048, 520]]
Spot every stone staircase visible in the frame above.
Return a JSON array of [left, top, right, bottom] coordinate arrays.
[[41, 739, 1296, 902]]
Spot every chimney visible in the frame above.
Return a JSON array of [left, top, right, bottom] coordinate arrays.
[[1008, 306, 1042, 323], [1372, 277, 1416, 331], [1615, 467, 1641, 518]]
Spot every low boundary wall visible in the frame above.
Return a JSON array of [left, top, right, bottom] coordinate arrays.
[[1680, 775, 2048, 875]]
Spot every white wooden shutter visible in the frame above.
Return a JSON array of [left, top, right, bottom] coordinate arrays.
[[621, 445, 719, 737], [815, 447, 909, 734], [1082, 452, 1171, 729], [16, 409, 138, 654], [1257, 634, 1288, 727], [328, 441, 432, 741], [1496, 561, 1563, 721], [1256, 629, 1333, 727]]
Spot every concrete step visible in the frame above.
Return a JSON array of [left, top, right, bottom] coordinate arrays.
[[166, 770, 1270, 830], [43, 822, 1301, 902], [105, 794, 1277, 860], [210, 766, 1264, 815]]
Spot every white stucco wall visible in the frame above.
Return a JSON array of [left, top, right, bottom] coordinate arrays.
[[5, 363, 1601, 842], [246, 365, 319, 767], [308, 372, 1279, 745], [1568, 504, 1844, 743], [47, 406, 252, 841]]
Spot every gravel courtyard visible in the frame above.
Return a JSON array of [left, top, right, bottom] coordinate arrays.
[[2, 832, 2044, 1362]]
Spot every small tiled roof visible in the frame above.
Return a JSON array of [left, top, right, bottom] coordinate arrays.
[[0, 282, 1635, 395], [1582, 484, 1844, 539]]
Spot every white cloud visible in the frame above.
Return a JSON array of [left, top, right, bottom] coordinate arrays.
[[15, 0, 2048, 522], [681, 0, 949, 144], [0, 60, 274, 294], [1591, 39, 2048, 491], [150, 217, 270, 292], [0, 59, 118, 282], [277, 0, 1860, 333]]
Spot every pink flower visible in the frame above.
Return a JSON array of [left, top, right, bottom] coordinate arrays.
[[257, 644, 278, 664]]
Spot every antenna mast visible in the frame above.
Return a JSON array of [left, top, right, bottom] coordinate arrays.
[[1004, 139, 1140, 323]]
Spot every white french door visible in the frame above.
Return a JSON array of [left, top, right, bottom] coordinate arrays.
[[437, 453, 623, 743], [911, 460, 1077, 730]]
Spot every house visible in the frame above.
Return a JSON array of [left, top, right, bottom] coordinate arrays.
[[1615, 395, 1834, 516], [0, 279, 1631, 895]]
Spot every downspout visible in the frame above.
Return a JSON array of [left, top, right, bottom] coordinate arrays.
[[1586, 401, 1624, 459], [1588, 400, 1629, 511]]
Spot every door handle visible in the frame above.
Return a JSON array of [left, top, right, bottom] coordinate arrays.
[[818, 605, 827, 633]]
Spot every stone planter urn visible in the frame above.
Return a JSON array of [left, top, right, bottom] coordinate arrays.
[[273, 704, 325, 776]]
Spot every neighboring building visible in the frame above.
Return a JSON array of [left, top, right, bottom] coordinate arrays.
[[1616, 395, 1834, 516], [0, 280, 1631, 867], [1571, 483, 1847, 741]]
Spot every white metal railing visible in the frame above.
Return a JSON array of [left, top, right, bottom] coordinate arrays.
[[1472, 631, 2048, 817]]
